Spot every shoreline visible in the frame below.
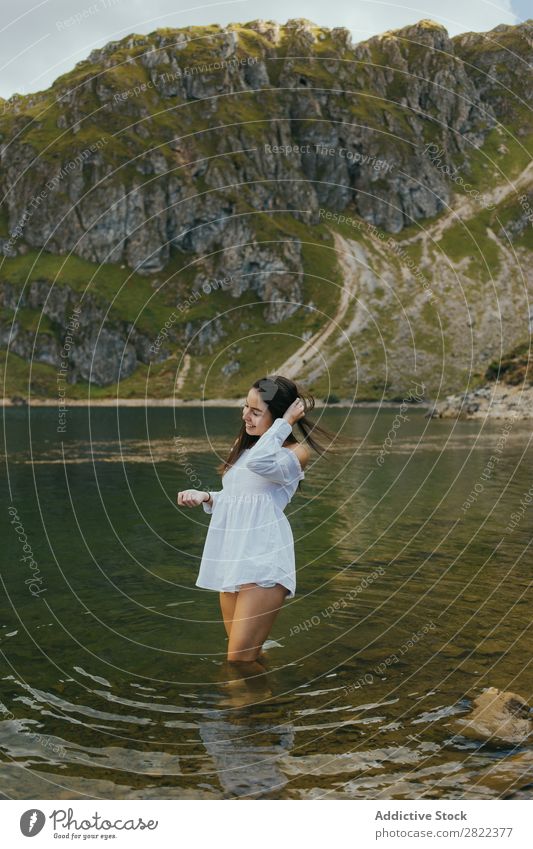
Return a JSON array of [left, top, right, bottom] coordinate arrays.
[[430, 382, 533, 420], [1, 396, 432, 409], [3, 385, 531, 419]]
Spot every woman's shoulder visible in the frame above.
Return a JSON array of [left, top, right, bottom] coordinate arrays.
[[284, 441, 311, 470]]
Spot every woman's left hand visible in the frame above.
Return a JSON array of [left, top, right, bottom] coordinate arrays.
[[283, 397, 306, 426], [177, 489, 208, 507]]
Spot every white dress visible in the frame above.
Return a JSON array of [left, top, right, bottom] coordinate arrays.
[[195, 417, 305, 598]]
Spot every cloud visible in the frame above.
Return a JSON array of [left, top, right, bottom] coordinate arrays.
[[0, 0, 519, 99]]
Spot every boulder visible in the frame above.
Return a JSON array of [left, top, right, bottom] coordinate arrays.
[[454, 687, 532, 744]]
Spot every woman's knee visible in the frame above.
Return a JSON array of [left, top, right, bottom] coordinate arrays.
[[226, 631, 264, 662]]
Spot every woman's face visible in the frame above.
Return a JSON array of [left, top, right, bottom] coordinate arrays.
[[242, 388, 274, 436]]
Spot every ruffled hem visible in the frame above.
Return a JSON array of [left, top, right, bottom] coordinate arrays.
[[196, 577, 295, 599]]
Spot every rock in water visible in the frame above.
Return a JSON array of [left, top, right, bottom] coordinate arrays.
[[454, 687, 532, 744]]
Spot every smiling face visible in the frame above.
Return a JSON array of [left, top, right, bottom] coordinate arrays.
[[242, 387, 273, 436]]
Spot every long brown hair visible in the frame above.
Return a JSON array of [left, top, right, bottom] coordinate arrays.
[[215, 374, 352, 489]]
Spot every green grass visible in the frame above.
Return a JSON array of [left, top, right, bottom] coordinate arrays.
[[436, 208, 500, 276], [0, 249, 182, 336], [513, 225, 533, 251], [0, 346, 181, 399], [0, 204, 9, 238], [1, 305, 56, 334], [231, 28, 269, 59], [1, 347, 56, 398], [462, 125, 533, 190], [495, 190, 533, 251]]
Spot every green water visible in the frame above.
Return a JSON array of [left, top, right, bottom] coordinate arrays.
[[0, 406, 531, 799]]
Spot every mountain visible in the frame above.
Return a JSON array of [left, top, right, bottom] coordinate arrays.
[[1, 17, 532, 402]]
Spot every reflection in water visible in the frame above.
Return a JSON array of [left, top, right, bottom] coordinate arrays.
[[1, 408, 532, 799], [199, 656, 295, 798], [198, 715, 295, 799]]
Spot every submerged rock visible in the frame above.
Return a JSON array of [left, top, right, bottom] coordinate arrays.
[[454, 687, 532, 744]]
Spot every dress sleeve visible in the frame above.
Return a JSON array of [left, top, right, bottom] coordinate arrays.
[[244, 417, 305, 485], [202, 491, 221, 515]]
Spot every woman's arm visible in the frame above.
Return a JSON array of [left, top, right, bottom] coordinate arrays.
[[201, 491, 221, 514], [177, 489, 220, 511], [244, 418, 305, 485]]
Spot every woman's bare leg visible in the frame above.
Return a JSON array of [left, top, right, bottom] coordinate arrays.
[[227, 583, 288, 663], [219, 591, 238, 639], [217, 656, 272, 707]]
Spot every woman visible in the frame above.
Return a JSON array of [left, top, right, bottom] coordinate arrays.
[[177, 374, 338, 665]]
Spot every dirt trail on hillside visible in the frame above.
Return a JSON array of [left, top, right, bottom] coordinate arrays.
[[175, 353, 191, 392], [404, 160, 533, 245], [275, 232, 361, 379]]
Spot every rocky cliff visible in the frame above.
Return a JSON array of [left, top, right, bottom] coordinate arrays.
[[0, 17, 532, 399], [431, 340, 533, 418]]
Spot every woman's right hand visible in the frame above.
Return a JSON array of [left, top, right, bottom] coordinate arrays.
[[177, 489, 208, 508], [283, 396, 306, 426]]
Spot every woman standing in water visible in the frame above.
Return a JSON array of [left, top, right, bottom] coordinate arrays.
[[177, 374, 337, 665]]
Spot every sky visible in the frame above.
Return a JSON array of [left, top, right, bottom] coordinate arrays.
[[0, 0, 529, 99]]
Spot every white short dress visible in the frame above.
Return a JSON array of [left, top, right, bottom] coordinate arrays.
[[195, 417, 305, 598]]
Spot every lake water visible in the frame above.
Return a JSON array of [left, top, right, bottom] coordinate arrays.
[[1, 406, 531, 799]]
